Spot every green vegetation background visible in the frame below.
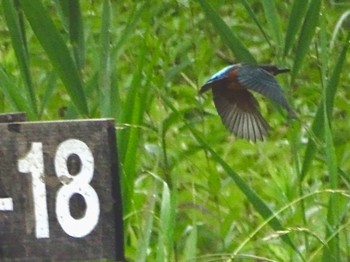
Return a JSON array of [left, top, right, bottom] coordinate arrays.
[[1, 0, 350, 261]]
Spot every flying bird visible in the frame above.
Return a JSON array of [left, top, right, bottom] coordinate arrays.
[[199, 64, 296, 142]]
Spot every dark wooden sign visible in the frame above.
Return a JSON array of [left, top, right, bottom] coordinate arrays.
[[0, 116, 124, 261]]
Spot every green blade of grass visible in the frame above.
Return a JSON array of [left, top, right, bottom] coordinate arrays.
[[322, 102, 340, 262], [261, 0, 282, 48], [330, 10, 350, 49], [113, 3, 145, 57], [319, 15, 339, 260], [284, 0, 310, 56], [157, 182, 176, 262], [300, 32, 350, 180], [118, 42, 152, 218], [240, 0, 272, 47], [99, 0, 112, 117], [291, 0, 321, 80], [324, 35, 350, 119], [183, 224, 197, 261], [319, 13, 340, 262], [38, 72, 57, 119], [2, 0, 37, 118], [198, 0, 256, 64], [18, 0, 89, 116], [0, 65, 31, 113], [109, 3, 145, 121], [135, 185, 157, 262], [67, 0, 85, 70], [54, 0, 86, 70]]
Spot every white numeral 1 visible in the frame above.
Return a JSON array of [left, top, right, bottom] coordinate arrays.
[[0, 198, 13, 211], [18, 142, 49, 238]]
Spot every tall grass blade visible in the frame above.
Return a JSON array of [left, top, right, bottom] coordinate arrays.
[[2, 0, 37, 118], [291, 0, 321, 80], [183, 224, 197, 261], [39, 72, 57, 119], [317, 16, 340, 260], [198, 0, 256, 64], [110, 3, 145, 120], [118, 43, 150, 217], [67, 0, 85, 70], [240, 0, 272, 47], [54, 0, 85, 70], [261, 0, 282, 48], [18, 0, 89, 116], [300, 32, 350, 180], [99, 0, 112, 117], [135, 185, 157, 262], [157, 182, 175, 262], [284, 0, 310, 56], [330, 10, 350, 49], [322, 103, 340, 261], [0, 66, 30, 113], [324, 33, 350, 118], [114, 3, 145, 57]]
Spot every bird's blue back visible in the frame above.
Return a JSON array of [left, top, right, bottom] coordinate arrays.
[[207, 65, 237, 83]]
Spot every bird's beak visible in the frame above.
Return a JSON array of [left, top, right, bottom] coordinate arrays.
[[275, 68, 290, 75]]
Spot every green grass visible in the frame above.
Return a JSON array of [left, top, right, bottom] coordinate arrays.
[[1, 1, 350, 261]]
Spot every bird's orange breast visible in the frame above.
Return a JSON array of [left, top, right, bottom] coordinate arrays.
[[226, 67, 246, 91]]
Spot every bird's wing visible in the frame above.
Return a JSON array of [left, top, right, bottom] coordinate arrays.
[[237, 65, 296, 117], [212, 87, 270, 142], [199, 77, 228, 94]]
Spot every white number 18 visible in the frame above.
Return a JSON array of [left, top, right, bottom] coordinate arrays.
[[18, 139, 100, 239]]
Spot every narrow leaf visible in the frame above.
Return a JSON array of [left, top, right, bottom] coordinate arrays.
[[183, 225, 197, 261], [67, 0, 85, 70], [118, 43, 151, 217], [240, 0, 272, 47], [322, 115, 340, 262], [135, 186, 157, 262], [284, 0, 310, 56], [18, 0, 89, 116], [157, 183, 175, 262], [291, 0, 321, 80], [2, 0, 37, 117], [0, 65, 30, 113], [198, 0, 256, 64], [39, 72, 57, 119], [301, 32, 350, 180], [319, 17, 340, 260], [261, 0, 282, 47], [99, 0, 112, 117]]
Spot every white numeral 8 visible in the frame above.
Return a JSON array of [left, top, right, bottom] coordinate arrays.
[[55, 139, 100, 238]]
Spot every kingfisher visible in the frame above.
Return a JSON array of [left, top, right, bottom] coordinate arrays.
[[199, 64, 296, 142]]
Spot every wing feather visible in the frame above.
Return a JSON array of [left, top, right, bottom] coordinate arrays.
[[237, 65, 296, 117], [212, 87, 270, 142]]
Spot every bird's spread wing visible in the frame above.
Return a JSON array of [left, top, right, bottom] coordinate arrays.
[[212, 87, 270, 142], [199, 77, 228, 94], [237, 65, 295, 117]]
